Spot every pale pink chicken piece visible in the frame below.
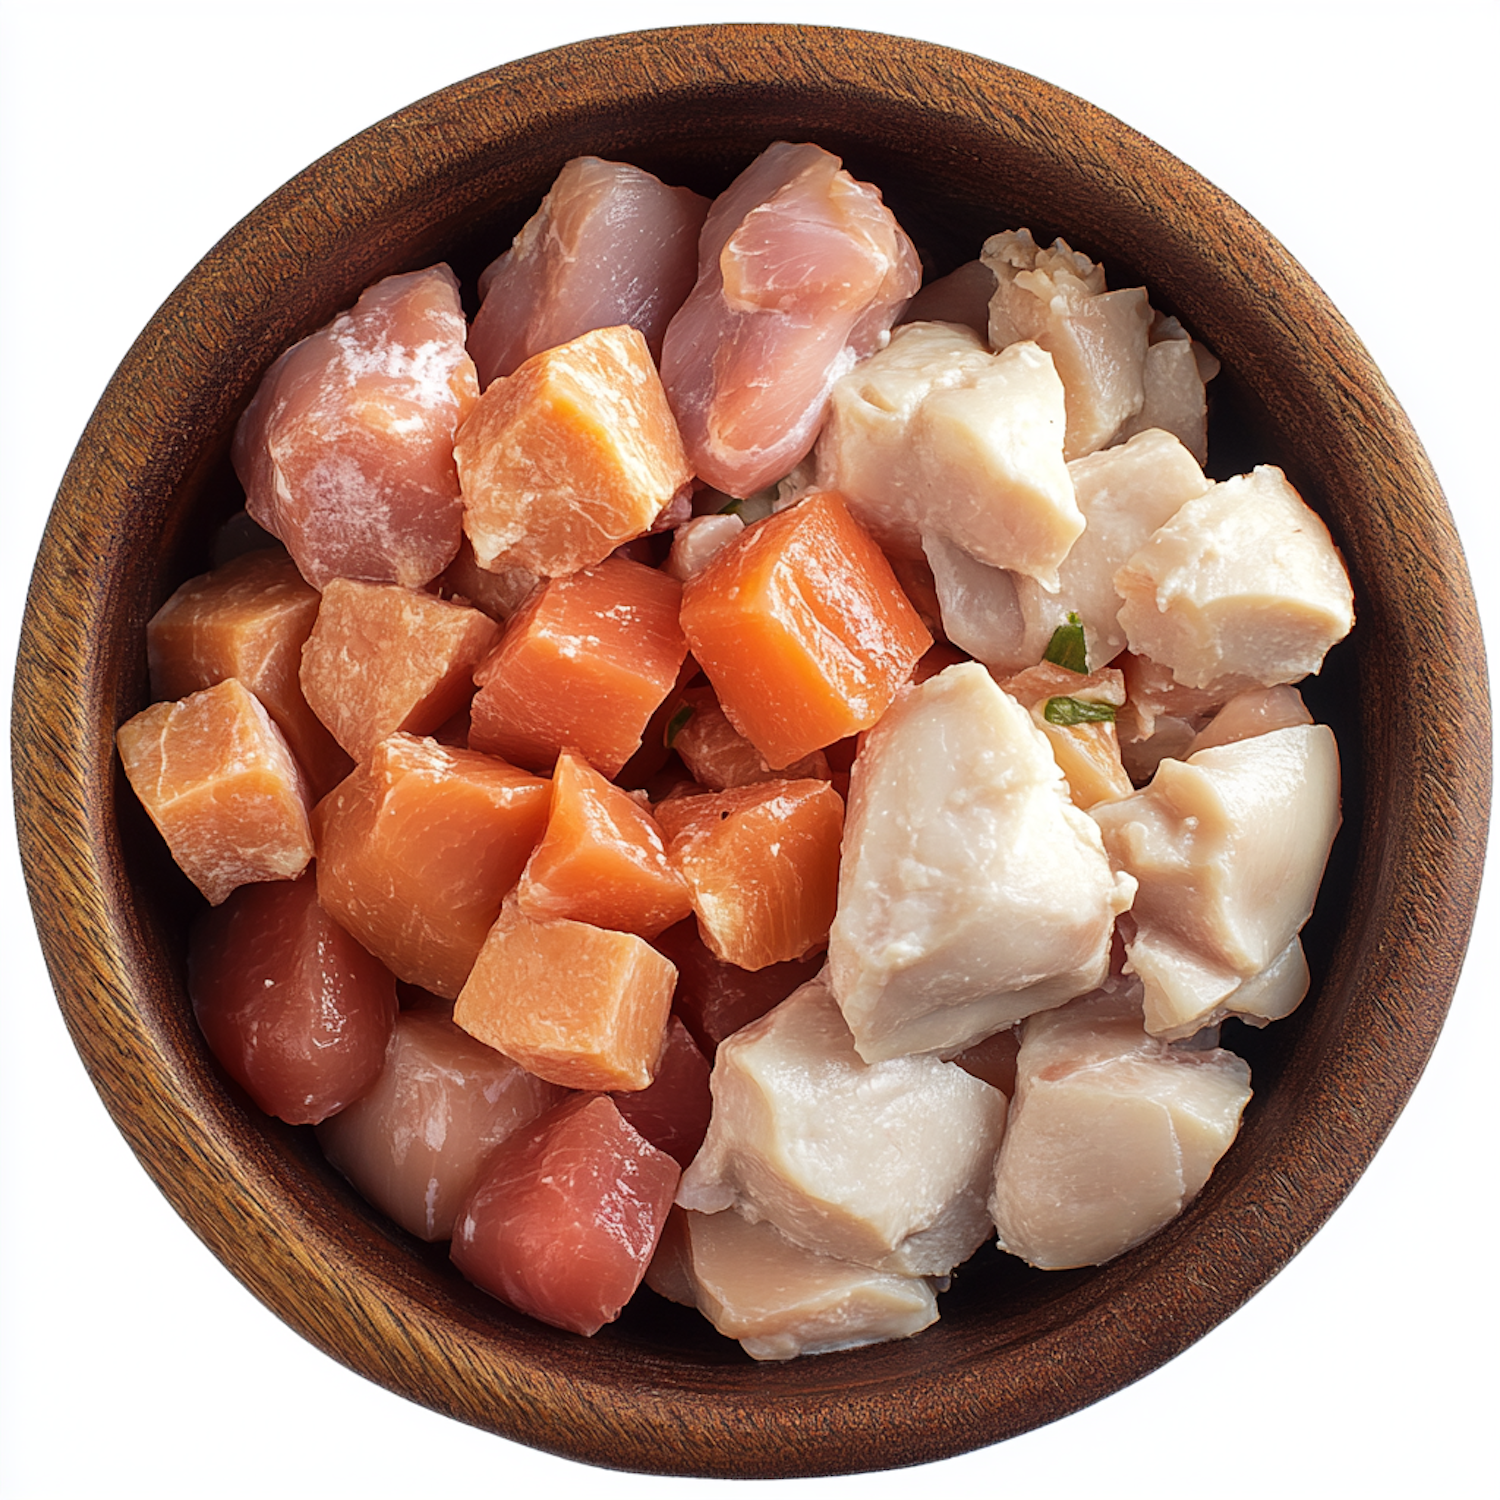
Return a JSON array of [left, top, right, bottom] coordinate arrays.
[[660, 141, 920, 497], [468, 157, 708, 389], [232, 265, 479, 590]]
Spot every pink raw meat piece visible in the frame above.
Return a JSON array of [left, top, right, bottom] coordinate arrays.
[[232, 265, 479, 590], [660, 141, 920, 498], [469, 157, 708, 389]]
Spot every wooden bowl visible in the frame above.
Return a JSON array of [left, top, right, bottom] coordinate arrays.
[[12, 24, 1490, 1479]]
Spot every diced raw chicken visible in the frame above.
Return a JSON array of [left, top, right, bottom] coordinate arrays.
[[116, 678, 314, 905], [189, 873, 397, 1125], [610, 1015, 713, 1169], [451, 1093, 680, 1337], [828, 664, 1136, 1063], [677, 973, 1007, 1275], [815, 321, 1079, 589], [897, 260, 996, 338], [1188, 684, 1313, 755], [1114, 650, 1230, 784], [660, 141, 920, 497], [468, 156, 708, 387], [989, 979, 1251, 1269], [1115, 466, 1355, 691], [668, 1208, 939, 1361], [983, 230, 1151, 460], [232, 266, 478, 590], [919, 533, 1030, 672], [1091, 724, 1341, 1037], [1115, 311, 1217, 464], [664, 514, 745, 581], [315, 1010, 564, 1239]]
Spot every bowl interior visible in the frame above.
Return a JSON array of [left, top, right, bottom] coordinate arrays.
[[13, 23, 1489, 1479]]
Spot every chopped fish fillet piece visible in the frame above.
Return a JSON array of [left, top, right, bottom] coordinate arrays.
[[233, 265, 478, 589], [468, 156, 708, 387], [1115, 465, 1355, 691], [828, 663, 1136, 1063], [661, 141, 920, 497], [677, 972, 1007, 1275], [671, 1208, 939, 1361], [983, 230, 1151, 460], [989, 979, 1251, 1269], [1092, 723, 1341, 1037], [816, 321, 1078, 589]]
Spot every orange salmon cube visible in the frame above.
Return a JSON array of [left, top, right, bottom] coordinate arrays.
[[299, 579, 501, 761], [516, 751, 692, 938], [679, 491, 931, 768], [147, 548, 351, 796], [455, 324, 692, 578], [455, 900, 676, 1091], [654, 779, 844, 971], [117, 677, 313, 905], [468, 556, 688, 777], [313, 734, 550, 997]]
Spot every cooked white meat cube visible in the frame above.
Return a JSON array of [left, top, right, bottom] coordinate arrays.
[[1187, 684, 1313, 755], [1114, 465, 1355, 691], [920, 530, 1031, 673], [1115, 312, 1219, 464], [983, 229, 1151, 460], [667, 1208, 939, 1361], [814, 320, 1080, 590], [990, 979, 1252, 1269], [676, 972, 1008, 1275], [1092, 723, 1341, 1038], [828, 663, 1136, 1062]]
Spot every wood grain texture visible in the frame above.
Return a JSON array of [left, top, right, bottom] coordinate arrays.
[[10, 23, 1491, 1479]]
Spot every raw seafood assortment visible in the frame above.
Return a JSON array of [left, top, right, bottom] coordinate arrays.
[[118, 141, 1353, 1361]]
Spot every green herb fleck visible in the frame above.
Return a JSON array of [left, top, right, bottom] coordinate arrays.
[[664, 704, 696, 748], [718, 497, 745, 516], [1044, 696, 1116, 727], [1043, 612, 1088, 674]]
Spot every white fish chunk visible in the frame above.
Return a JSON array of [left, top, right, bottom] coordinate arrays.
[[815, 320, 1079, 590], [665, 1208, 939, 1361], [1115, 465, 1355, 691], [1092, 723, 1341, 1037], [676, 972, 1007, 1275], [990, 979, 1252, 1269], [828, 663, 1136, 1062]]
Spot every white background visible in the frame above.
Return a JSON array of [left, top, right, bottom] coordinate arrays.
[[1, 3, 1495, 1496]]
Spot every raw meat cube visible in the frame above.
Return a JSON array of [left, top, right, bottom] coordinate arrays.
[[316, 1010, 564, 1240], [451, 1093, 680, 1336], [468, 156, 708, 386], [298, 579, 500, 761], [189, 873, 396, 1125], [661, 141, 920, 497], [655, 779, 844, 971], [147, 547, 351, 796], [454, 900, 676, 1092], [668, 685, 832, 791], [313, 734, 550, 998], [116, 677, 314, 905], [232, 265, 479, 589], [897, 259, 996, 338], [436, 537, 540, 623], [454, 324, 693, 578], [610, 1014, 713, 1169]]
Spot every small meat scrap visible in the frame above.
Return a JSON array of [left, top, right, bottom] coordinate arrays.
[[455, 324, 692, 579], [990, 980, 1251, 1269], [434, 537, 540, 623], [815, 320, 1079, 590], [679, 492, 930, 770], [661, 141, 920, 497], [1114, 465, 1355, 691], [451, 1093, 680, 1337], [147, 547, 351, 796], [1092, 723, 1341, 1038], [190, 873, 397, 1125], [897, 259, 996, 338], [117, 677, 314, 905], [998, 662, 1132, 809], [676, 973, 1007, 1276], [317, 1010, 564, 1240], [828, 664, 1136, 1063], [655, 779, 845, 972], [299, 579, 501, 761], [232, 266, 478, 590], [1115, 312, 1222, 464], [313, 734, 551, 998], [664, 1208, 939, 1361], [455, 897, 676, 1092], [468, 556, 688, 778], [610, 1015, 713, 1169], [468, 156, 708, 387], [668, 685, 832, 792], [983, 230, 1152, 461]]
